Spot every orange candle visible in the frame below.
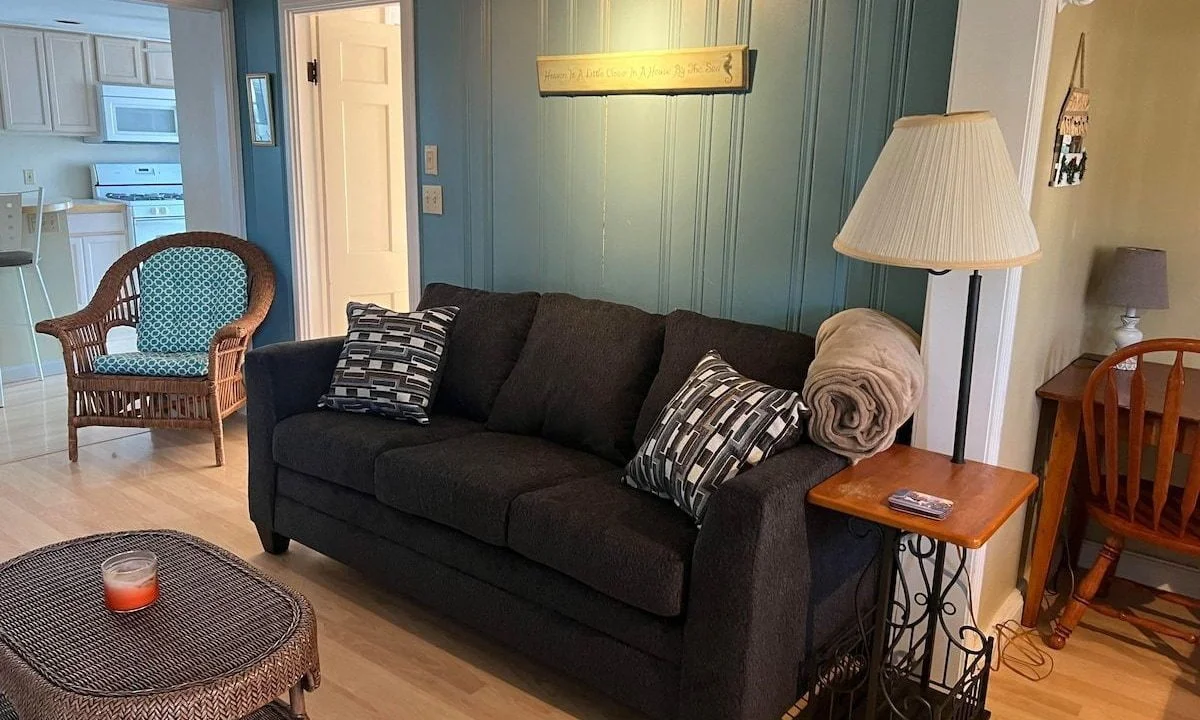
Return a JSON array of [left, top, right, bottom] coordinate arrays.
[[101, 551, 159, 613]]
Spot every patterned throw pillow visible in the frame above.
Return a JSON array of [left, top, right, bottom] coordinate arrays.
[[319, 302, 459, 424], [623, 351, 809, 524]]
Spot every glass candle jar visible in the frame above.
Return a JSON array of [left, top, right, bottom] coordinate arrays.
[[101, 550, 159, 613]]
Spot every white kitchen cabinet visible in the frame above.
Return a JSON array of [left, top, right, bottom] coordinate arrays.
[[144, 41, 173, 87], [0, 27, 53, 132], [67, 210, 129, 309], [95, 35, 145, 85], [44, 32, 98, 134]]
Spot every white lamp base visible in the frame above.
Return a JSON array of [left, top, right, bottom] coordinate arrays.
[[1113, 312, 1142, 371]]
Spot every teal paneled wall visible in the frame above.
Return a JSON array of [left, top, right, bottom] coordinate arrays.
[[233, 0, 957, 341], [419, 0, 959, 334]]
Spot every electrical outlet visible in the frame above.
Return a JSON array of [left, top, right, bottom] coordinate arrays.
[[22, 169, 36, 185], [423, 145, 438, 175], [421, 185, 444, 215]]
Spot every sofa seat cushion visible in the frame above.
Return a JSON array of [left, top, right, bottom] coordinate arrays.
[[487, 293, 664, 463], [509, 471, 698, 617], [92, 351, 208, 377], [274, 410, 483, 495], [634, 310, 816, 447], [274, 468, 684, 663], [416, 283, 540, 421], [375, 432, 615, 546]]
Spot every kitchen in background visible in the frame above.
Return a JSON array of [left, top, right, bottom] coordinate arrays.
[[0, 0, 184, 380]]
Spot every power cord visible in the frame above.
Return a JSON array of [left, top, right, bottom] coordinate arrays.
[[987, 526, 1078, 682]]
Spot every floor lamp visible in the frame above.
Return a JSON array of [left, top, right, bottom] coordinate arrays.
[[833, 111, 1041, 464]]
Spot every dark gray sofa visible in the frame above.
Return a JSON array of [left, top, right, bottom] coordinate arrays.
[[245, 284, 874, 720]]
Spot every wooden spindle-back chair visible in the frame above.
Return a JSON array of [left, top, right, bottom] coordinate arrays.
[[1047, 338, 1200, 649]]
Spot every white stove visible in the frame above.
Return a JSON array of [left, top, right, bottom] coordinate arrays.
[[92, 163, 186, 246]]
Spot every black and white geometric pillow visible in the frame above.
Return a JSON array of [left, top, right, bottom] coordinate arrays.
[[319, 302, 459, 424], [623, 351, 809, 524]]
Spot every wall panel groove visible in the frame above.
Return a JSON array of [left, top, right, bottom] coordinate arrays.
[[834, 0, 871, 314], [873, 0, 915, 308], [787, 0, 826, 332], [717, 0, 751, 319], [689, 0, 720, 312]]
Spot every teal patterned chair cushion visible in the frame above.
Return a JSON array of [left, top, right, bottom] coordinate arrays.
[[137, 247, 249, 353], [93, 352, 209, 377]]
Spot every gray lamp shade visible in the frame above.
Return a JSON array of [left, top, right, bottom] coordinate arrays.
[[1099, 247, 1169, 309]]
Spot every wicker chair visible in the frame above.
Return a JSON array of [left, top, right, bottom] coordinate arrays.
[[36, 232, 275, 466]]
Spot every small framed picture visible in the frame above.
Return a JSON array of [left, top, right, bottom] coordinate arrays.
[[246, 73, 275, 147]]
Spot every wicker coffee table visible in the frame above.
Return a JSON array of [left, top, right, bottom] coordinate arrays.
[[0, 530, 319, 720]]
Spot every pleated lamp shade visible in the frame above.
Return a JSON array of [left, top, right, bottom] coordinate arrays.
[[833, 111, 1041, 270]]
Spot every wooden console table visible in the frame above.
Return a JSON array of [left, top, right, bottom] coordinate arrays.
[[1021, 354, 1200, 627]]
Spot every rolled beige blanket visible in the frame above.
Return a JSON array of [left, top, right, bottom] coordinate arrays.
[[802, 308, 924, 463]]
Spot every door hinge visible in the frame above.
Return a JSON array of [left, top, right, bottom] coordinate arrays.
[[306, 59, 319, 84]]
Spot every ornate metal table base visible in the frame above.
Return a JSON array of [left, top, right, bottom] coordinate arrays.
[[802, 523, 993, 720]]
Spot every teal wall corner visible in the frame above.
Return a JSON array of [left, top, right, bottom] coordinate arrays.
[[232, 0, 295, 345]]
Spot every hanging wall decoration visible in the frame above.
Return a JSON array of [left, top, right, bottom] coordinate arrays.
[[1050, 34, 1089, 187], [536, 45, 750, 96]]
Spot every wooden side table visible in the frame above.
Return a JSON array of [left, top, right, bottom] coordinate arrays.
[[808, 444, 1036, 720], [1022, 354, 1200, 627]]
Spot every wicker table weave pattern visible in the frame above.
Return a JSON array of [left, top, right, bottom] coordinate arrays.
[[0, 531, 320, 720]]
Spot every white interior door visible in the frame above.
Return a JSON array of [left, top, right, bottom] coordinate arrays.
[[315, 11, 410, 334]]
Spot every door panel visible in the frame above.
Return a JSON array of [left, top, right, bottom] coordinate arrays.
[[95, 36, 144, 85], [144, 41, 174, 87], [45, 32, 98, 134], [0, 28, 52, 132], [316, 13, 409, 334]]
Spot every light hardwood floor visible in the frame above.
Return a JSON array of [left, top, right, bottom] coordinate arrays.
[[0, 376, 1197, 719]]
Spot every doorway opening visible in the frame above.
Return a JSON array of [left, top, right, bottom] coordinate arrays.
[[280, 0, 421, 340]]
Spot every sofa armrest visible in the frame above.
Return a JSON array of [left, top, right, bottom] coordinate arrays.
[[680, 442, 873, 720], [244, 337, 344, 528]]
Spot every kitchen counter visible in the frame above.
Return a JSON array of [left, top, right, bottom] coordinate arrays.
[[67, 199, 126, 214], [21, 197, 73, 214]]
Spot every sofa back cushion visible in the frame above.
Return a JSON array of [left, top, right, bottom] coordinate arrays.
[[417, 283, 540, 421], [487, 293, 665, 464], [633, 310, 817, 447]]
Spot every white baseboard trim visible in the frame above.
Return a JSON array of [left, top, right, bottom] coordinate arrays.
[[0, 358, 66, 384], [1079, 539, 1200, 599], [981, 588, 1025, 637]]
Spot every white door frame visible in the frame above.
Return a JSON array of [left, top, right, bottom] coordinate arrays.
[[916, 0, 1059, 627], [278, 0, 422, 340]]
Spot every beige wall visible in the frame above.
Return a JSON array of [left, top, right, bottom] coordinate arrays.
[[985, 0, 1200, 616]]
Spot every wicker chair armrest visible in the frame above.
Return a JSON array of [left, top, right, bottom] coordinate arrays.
[[35, 311, 113, 376], [35, 308, 108, 338], [207, 301, 272, 380]]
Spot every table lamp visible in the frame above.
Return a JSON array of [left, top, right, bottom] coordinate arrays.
[[833, 111, 1041, 464], [1097, 246, 1168, 370]]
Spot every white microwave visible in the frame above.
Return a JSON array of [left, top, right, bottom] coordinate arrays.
[[94, 85, 178, 144]]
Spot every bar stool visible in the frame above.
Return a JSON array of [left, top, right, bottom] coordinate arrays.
[[0, 187, 54, 408]]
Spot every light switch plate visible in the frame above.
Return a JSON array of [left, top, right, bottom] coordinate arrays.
[[421, 185, 444, 215], [22, 169, 35, 185], [423, 145, 438, 175]]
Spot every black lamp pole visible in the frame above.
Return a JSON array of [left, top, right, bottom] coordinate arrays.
[[951, 270, 983, 464]]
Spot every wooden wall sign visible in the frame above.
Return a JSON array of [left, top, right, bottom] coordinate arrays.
[[536, 45, 749, 96]]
